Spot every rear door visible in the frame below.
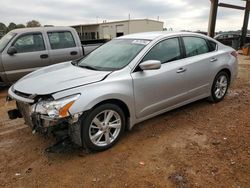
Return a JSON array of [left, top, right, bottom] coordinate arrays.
[[180, 36, 218, 98], [2, 32, 49, 82], [46, 30, 82, 64]]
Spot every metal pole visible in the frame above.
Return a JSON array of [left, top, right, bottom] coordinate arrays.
[[80, 26, 83, 40], [241, 0, 250, 47], [208, 0, 218, 37]]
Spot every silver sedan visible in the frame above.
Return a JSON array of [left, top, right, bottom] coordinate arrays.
[[8, 32, 238, 151]]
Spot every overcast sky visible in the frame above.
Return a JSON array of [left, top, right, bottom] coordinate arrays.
[[0, 0, 247, 31]]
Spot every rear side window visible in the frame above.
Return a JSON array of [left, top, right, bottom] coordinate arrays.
[[143, 38, 181, 64], [47, 31, 76, 49], [217, 35, 224, 40], [183, 37, 209, 57], [13, 33, 45, 53], [208, 40, 217, 52]]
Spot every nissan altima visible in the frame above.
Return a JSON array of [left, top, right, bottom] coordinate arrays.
[[7, 32, 238, 151]]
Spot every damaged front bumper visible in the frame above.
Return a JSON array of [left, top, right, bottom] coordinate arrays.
[[7, 87, 83, 147]]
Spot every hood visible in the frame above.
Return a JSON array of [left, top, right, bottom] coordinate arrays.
[[13, 62, 111, 95]]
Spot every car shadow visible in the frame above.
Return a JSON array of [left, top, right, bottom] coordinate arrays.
[[45, 98, 211, 156]]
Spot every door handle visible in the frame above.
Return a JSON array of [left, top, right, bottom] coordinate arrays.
[[176, 67, 187, 73], [70, 51, 78, 55], [40, 54, 49, 59], [210, 58, 217, 62]]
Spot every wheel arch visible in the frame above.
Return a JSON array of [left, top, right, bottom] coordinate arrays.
[[208, 67, 231, 103], [217, 68, 231, 84], [88, 98, 131, 130]]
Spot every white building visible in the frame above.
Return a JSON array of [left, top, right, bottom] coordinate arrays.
[[72, 19, 164, 41]]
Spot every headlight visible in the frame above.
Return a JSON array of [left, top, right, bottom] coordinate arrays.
[[33, 94, 80, 118]]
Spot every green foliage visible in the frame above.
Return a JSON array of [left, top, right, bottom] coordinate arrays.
[[0, 22, 7, 30], [7, 22, 17, 31], [26, 20, 41, 28], [0, 20, 42, 37], [0, 23, 7, 38], [16, 24, 25, 29]]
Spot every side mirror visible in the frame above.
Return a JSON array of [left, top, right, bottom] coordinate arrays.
[[7, 46, 17, 55], [139, 60, 161, 71]]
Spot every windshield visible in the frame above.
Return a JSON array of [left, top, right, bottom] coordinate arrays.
[[77, 39, 150, 71], [0, 32, 16, 52]]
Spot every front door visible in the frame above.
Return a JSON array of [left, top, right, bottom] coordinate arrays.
[[132, 37, 188, 119], [2, 32, 49, 82]]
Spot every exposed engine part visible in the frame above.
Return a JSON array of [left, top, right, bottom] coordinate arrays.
[[7, 109, 22, 119], [68, 121, 82, 146]]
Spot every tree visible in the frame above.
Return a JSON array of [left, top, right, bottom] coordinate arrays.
[[15, 24, 25, 29], [0, 22, 7, 33], [7, 22, 17, 31], [26, 20, 41, 28], [0, 22, 7, 37], [0, 22, 7, 30]]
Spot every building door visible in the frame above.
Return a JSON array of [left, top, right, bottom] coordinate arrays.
[[116, 33, 124, 37], [116, 25, 124, 37], [102, 26, 110, 39]]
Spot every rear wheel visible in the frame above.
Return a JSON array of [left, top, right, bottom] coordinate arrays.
[[80, 103, 125, 151], [209, 71, 229, 103]]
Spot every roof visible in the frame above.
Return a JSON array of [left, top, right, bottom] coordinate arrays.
[[118, 31, 208, 40], [71, 19, 163, 28], [100, 19, 164, 25], [71, 23, 100, 27], [9, 26, 74, 34]]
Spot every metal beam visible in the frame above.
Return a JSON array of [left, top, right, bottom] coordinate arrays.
[[208, 0, 218, 37], [218, 3, 245, 10], [241, 0, 250, 46]]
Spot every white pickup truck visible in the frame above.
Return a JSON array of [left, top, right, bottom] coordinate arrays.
[[0, 26, 100, 85]]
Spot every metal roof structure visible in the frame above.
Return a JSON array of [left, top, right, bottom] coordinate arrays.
[[208, 0, 250, 47]]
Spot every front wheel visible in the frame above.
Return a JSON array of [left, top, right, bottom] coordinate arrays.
[[80, 103, 125, 151], [209, 71, 230, 103]]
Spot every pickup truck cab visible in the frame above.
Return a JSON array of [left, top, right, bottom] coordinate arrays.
[[0, 26, 83, 85]]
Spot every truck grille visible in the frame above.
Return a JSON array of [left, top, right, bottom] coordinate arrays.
[[17, 102, 33, 128]]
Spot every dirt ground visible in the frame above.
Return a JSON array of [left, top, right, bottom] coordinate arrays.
[[0, 54, 250, 188]]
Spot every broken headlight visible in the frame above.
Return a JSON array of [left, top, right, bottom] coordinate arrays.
[[33, 94, 80, 118]]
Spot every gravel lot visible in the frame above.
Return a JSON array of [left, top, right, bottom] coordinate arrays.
[[0, 54, 250, 188]]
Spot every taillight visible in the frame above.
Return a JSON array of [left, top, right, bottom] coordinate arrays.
[[231, 51, 238, 58]]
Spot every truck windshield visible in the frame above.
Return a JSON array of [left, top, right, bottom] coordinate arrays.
[[77, 39, 150, 71], [0, 32, 16, 52]]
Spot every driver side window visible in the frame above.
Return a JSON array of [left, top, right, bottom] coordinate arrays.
[[13, 33, 45, 53], [143, 38, 181, 64]]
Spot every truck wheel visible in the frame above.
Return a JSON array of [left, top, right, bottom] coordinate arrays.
[[80, 103, 125, 151], [209, 71, 229, 103]]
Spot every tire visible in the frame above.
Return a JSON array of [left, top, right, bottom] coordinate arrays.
[[80, 103, 125, 151], [209, 71, 230, 103]]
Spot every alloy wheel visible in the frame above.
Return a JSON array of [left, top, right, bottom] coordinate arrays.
[[214, 75, 228, 99], [89, 110, 122, 147]]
